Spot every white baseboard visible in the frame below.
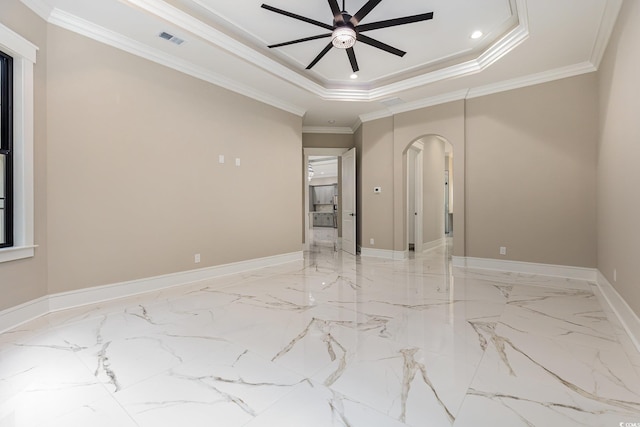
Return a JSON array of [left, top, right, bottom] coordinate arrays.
[[0, 297, 49, 334], [422, 238, 445, 252], [360, 247, 407, 260], [0, 251, 303, 334], [596, 271, 640, 353], [452, 256, 597, 281]]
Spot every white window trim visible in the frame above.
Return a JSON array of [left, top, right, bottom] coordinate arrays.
[[0, 24, 37, 263]]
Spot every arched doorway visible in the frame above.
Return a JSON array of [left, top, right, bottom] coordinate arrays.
[[404, 135, 454, 253]]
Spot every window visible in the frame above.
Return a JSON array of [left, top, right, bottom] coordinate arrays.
[[0, 23, 36, 262], [0, 50, 13, 248]]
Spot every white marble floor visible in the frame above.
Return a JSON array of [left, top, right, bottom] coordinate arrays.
[[2, 243, 640, 426]]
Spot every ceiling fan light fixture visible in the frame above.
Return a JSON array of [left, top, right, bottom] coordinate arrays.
[[332, 26, 357, 49]]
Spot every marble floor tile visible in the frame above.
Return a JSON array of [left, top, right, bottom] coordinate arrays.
[[2, 240, 640, 426]]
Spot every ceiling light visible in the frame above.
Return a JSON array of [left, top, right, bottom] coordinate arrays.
[[470, 30, 483, 39], [332, 26, 357, 49], [350, 73, 358, 79], [328, 119, 336, 124]]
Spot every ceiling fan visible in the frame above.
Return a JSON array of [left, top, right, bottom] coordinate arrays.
[[261, 0, 434, 73]]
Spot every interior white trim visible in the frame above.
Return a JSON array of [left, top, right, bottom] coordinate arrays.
[[47, 8, 306, 117], [360, 248, 407, 260], [452, 256, 597, 281], [0, 296, 49, 334], [0, 245, 37, 263], [0, 24, 39, 62], [0, 23, 37, 264], [0, 251, 303, 333], [20, 0, 53, 20], [302, 126, 354, 135], [596, 270, 640, 353], [22, 0, 614, 127], [466, 61, 597, 99], [590, 0, 624, 67]]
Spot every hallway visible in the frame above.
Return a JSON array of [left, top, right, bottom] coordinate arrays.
[[1, 244, 640, 426]]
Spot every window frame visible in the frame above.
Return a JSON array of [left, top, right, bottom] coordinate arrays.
[[0, 49, 14, 248], [0, 23, 37, 263]]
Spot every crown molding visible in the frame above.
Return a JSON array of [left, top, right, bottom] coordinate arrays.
[[357, 61, 597, 127], [365, 0, 529, 100], [302, 126, 354, 135], [466, 61, 596, 99], [391, 90, 469, 115], [47, 8, 306, 117], [121, 0, 327, 98], [590, 0, 624, 67], [358, 89, 469, 124], [20, 0, 52, 21], [105, 0, 531, 103]]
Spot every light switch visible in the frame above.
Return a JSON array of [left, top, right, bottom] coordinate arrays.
[[235, 158, 241, 167], [218, 155, 225, 164]]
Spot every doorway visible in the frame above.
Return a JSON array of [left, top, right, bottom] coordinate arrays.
[[405, 136, 454, 253], [407, 142, 424, 252], [308, 155, 338, 249], [303, 147, 355, 254]]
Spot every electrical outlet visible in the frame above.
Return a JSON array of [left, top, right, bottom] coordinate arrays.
[[499, 246, 507, 255], [195, 253, 201, 263], [370, 238, 375, 245]]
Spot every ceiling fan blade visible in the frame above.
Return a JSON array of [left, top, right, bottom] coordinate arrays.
[[327, 0, 345, 25], [306, 42, 334, 69], [346, 47, 359, 72], [357, 12, 434, 32], [261, 4, 334, 31], [350, 0, 382, 25], [268, 33, 332, 48], [357, 34, 406, 57]]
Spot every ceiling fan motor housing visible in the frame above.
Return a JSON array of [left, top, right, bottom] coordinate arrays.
[[332, 19, 357, 49]]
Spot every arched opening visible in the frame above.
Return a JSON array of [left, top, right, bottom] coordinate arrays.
[[404, 135, 454, 254]]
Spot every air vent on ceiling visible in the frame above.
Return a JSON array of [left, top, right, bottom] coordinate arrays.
[[380, 97, 405, 108], [158, 31, 185, 46]]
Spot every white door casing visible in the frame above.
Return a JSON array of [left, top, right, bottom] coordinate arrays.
[[342, 147, 356, 255]]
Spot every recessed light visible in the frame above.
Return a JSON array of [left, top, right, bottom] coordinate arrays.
[[471, 30, 483, 39], [328, 120, 336, 124], [350, 73, 358, 79]]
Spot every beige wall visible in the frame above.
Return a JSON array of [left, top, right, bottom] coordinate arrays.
[[302, 133, 354, 149], [0, 1, 48, 311], [598, 0, 640, 313], [45, 26, 302, 294], [359, 117, 394, 251], [466, 74, 598, 267], [358, 102, 465, 255], [358, 78, 597, 266]]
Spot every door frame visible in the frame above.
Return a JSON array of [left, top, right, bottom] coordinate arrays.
[[407, 141, 424, 253], [303, 147, 351, 251]]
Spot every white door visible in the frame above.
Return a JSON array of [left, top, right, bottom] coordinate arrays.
[[342, 148, 356, 255]]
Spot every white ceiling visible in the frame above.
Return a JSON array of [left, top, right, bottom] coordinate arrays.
[[22, 0, 622, 130], [309, 156, 338, 179]]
